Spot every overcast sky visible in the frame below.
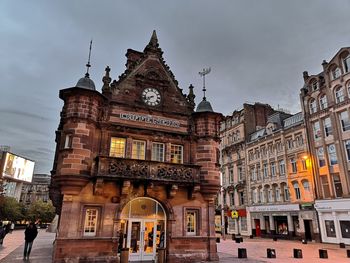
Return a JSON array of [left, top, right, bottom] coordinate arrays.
[[1, 0, 349, 174]]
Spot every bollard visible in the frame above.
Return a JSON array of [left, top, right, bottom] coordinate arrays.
[[302, 239, 307, 244], [273, 236, 277, 241], [319, 249, 328, 259], [231, 234, 236, 240], [293, 248, 303, 258], [340, 243, 346, 248], [120, 248, 130, 263], [238, 248, 247, 258], [267, 248, 276, 258], [249, 235, 254, 239], [347, 249, 350, 258], [240, 237, 243, 242], [235, 237, 241, 243], [216, 237, 220, 243]]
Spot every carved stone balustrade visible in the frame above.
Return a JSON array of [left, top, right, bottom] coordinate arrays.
[[96, 156, 201, 185]]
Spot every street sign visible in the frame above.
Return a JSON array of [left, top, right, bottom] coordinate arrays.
[[231, 210, 239, 219]]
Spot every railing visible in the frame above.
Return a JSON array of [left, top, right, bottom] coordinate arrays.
[[96, 156, 200, 184]]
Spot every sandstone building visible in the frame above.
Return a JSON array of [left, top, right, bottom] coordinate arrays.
[[219, 103, 274, 237], [246, 112, 319, 241], [50, 31, 222, 262], [300, 47, 350, 244]]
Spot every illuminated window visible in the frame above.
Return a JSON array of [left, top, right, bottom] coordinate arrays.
[[170, 144, 183, 164], [186, 210, 198, 236], [84, 208, 98, 236], [132, 140, 146, 160], [152, 142, 164, 162], [110, 137, 126, 158]]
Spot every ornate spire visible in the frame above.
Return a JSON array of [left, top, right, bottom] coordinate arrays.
[[187, 84, 196, 109], [102, 66, 112, 93], [144, 30, 163, 56], [85, 40, 93, 78]]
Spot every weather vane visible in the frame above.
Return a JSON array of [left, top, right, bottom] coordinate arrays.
[[199, 67, 211, 100], [85, 39, 93, 77]]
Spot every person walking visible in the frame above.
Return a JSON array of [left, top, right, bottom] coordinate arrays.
[[23, 222, 38, 260], [10, 222, 15, 233], [0, 222, 6, 245]]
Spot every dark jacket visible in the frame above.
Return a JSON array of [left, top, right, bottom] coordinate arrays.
[[24, 225, 38, 242]]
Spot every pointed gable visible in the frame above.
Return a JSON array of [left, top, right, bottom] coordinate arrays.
[[107, 31, 193, 115]]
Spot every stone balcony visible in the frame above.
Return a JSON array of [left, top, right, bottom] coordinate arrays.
[[95, 156, 201, 185]]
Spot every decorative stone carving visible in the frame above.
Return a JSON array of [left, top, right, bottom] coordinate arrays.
[[167, 184, 178, 199]]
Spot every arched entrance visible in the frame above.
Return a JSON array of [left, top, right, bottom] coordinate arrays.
[[120, 197, 166, 262]]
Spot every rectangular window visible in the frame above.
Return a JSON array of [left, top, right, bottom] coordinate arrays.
[[313, 121, 321, 140], [263, 163, 268, 178], [259, 189, 263, 203], [323, 117, 332, 137], [256, 165, 261, 180], [239, 192, 244, 205], [186, 210, 198, 236], [317, 147, 326, 167], [64, 134, 72, 149], [271, 162, 276, 177], [238, 167, 243, 181], [301, 159, 307, 170], [340, 221, 350, 238], [345, 140, 350, 161], [170, 144, 183, 164], [275, 188, 281, 202], [279, 160, 286, 176], [267, 190, 273, 203], [84, 208, 98, 236], [252, 190, 257, 203], [230, 192, 235, 206], [332, 173, 343, 198], [320, 175, 331, 198], [344, 56, 350, 73], [290, 158, 297, 173], [240, 217, 247, 231], [132, 140, 146, 160], [325, 220, 336, 237], [229, 168, 234, 183], [151, 142, 164, 162], [293, 183, 301, 200], [339, 111, 350, 132], [284, 188, 290, 201], [331, 67, 341, 80], [110, 137, 126, 158], [327, 144, 338, 165]]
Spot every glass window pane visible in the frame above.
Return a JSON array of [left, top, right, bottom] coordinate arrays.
[[110, 137, 126, 158], [132, 140, 146, 160], [325, 220, 336, 237]]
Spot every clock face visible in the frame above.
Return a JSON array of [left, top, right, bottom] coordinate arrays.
[[142, 88, 161, 106]]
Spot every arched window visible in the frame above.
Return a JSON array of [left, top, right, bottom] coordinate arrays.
[[319, 94, 328, 110], [343, 55, 350, 73], [311, 80, 318, 91], [309, 99, 317, 114], [335, 86, 345, 103]]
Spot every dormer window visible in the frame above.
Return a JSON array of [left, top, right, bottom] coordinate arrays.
[[335, 86, 345, 103], [331, 67, 341, 80], [311, 81, 318, 91], [309, 99, 317, 114]]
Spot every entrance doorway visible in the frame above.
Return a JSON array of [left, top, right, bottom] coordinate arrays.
[[254, 219, 261, 237], [304, 220, 313, 241], [120, 198, 166, 262]]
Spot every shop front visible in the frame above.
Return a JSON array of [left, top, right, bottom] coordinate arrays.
[[315, 198, 350, 244]]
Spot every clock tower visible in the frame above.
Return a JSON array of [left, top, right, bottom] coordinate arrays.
[[50, 31, 222, 263]]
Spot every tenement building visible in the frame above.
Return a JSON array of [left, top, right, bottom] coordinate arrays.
[[49, 31, 222, 263], [220, 103, 274, 237], [246, 112, 319, 241], [300, 47, 350, 244]]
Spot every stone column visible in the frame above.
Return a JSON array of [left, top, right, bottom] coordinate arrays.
[[269, 215, 275, 235], [287, 214, 294, 237]]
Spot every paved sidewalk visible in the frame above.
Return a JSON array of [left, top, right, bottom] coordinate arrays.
[[0, 229, 55, 263]]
